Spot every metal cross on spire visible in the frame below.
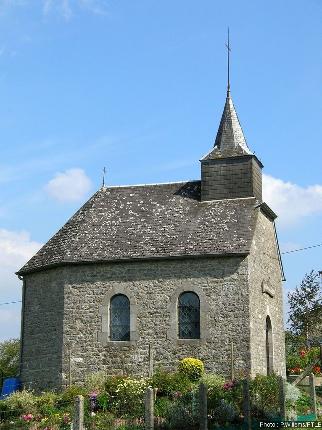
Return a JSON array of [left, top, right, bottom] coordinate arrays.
[[225, 27, 231, 95], [102, 166, 106, 188]]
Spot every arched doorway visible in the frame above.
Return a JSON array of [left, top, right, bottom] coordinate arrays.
[[266, 316, 273, 374]]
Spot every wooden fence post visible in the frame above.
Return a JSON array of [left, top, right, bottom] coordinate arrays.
[[73, 395, 84, 430], [278, 376, 286, 421], [309, 373, 317, 417], [230, 342, 234, 380], [199, 383, 208, 430], [148, 344, 154, 377], [242, 379, 251, 430], [145, 387, 154, 430]]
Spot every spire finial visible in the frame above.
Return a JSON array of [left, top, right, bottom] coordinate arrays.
[[102, 166, 106, 188], [225, 27, 231, 96]]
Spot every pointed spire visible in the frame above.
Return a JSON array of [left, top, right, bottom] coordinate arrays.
[[213, 92, 251, 156], [202, 30, 252, 160]]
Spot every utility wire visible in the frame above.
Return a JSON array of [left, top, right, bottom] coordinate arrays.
[[281, 243, 322, 255], [0, 300, 22, 306]]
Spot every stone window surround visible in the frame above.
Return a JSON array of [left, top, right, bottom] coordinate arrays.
[[167, 285, 210, 344], [98, 284, 209, 346], [98, 285, 138, 346]]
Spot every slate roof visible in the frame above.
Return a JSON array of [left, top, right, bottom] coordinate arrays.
[[17, 181, 258, 275], [203, 90, 252, 160]]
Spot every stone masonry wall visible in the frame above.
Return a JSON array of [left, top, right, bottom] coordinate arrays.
[[247, 209, 286, 377], [21, 269, 65, 390], [60, 257, 251, 387]]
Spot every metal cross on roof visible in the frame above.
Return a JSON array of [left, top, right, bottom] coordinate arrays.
[[225, 27, 231, 94], [102, 166, 106, 187]]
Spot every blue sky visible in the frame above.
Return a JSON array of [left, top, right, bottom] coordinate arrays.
[[0, 0, 321, 340]]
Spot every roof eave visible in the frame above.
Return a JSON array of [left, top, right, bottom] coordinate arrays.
[[16, 251, 250, 277]]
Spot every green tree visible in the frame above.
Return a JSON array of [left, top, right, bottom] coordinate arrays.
[[0, 338, 20, 385], [288, 271, 322, 346]]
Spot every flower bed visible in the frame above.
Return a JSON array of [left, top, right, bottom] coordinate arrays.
[[0, 357, 319, 429]]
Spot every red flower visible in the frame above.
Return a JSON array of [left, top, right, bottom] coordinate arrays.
[[299, 350, 306, 357]]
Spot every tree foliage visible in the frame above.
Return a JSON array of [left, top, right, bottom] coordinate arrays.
[[0, 338, 20, 383], [287, 271, 322, 344]]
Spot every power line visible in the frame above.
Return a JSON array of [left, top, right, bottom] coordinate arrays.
[[0, 300, 22, 306], [281, 243, 322, 255]]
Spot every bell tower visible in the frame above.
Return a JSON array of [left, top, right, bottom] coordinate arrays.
[[200, 32, 263, 202]]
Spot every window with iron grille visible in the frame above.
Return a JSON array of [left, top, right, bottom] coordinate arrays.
[[110, 294, 130, 341], [178, 292, 200, 339]]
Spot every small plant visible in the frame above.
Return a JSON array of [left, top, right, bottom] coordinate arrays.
[[178, 357, 204, 381]]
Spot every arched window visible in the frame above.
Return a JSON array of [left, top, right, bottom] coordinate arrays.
[[110, 294, 130, 341], [266, 316, 273, 375], [178, 292, 200, 339]]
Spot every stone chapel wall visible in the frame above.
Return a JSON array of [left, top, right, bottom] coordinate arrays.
[[60, 257, 251, 387], [248, 209, 286, 377], [21, 269, 65, 390]]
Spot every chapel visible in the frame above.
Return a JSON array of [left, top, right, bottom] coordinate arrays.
[[17, 78, 286, 390]]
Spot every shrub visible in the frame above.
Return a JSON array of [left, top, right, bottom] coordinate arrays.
[[152, 369, 193, 397], [85, 411, 115, 430], [97, 392, 109, 411], [84, 371, 108, 393], [36, 391, 60, 416], [212, 398, 238, 424], [178, 358, 204, 381], [3, 390, 38, 415], [250, 374, 279, 418], [222, 379, 243, 415], [285, 383, 301, 404], [287, 347, 320, 375], [154, 396, 173, 418], [163, 397, 197, 429], [59, 384, 87, 405], [296, 391, 312, 415], [104, 375, 127, 397], [113, 377, 149, 418]]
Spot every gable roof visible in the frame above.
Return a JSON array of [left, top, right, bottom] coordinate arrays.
[[17, 181, 258, 275]]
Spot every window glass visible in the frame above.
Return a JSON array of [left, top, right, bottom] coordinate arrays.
[[178, 292, 200, 339], [110, 294, 130, 341]]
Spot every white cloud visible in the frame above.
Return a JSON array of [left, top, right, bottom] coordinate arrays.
[[0, 0, 107, 19], [0, 229, 42, 340], [263, 174, 322, 227], [0, 308, 22, 341], [0, 229, 42, 267], [42, 0, 106, 19], [45, 168, 92, 202]]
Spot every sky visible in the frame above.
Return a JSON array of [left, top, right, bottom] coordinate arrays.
[[0, 0, 321, 341]]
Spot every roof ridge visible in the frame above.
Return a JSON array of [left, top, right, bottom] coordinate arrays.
[[102, 180, 200, 189]]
